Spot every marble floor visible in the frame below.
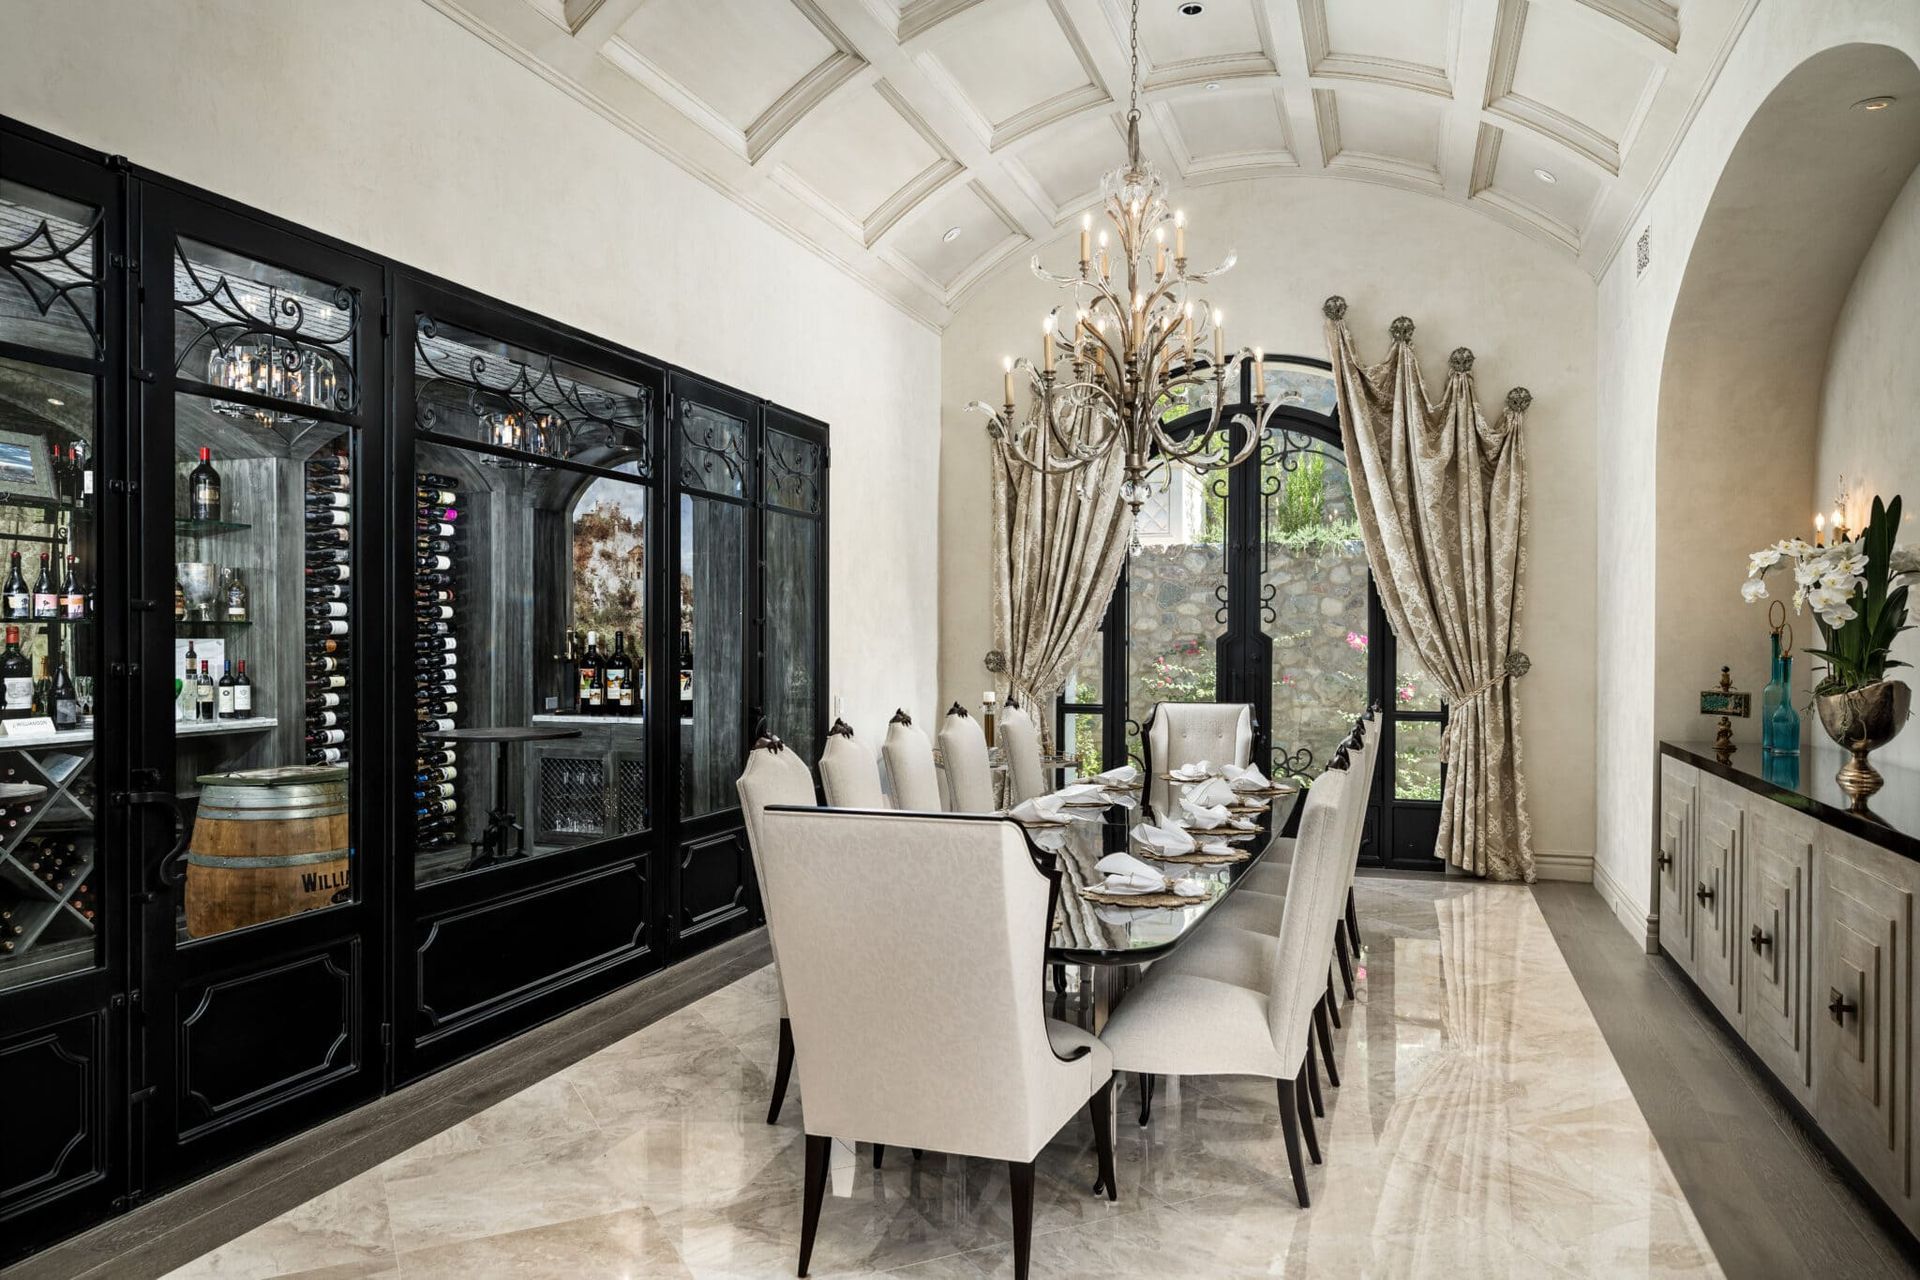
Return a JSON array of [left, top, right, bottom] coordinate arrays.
[[159, 879, 1719, 1278]]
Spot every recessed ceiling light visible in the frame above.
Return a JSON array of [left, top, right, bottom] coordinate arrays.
[[1204, 81, 1222, 91], [1533, 167, 1557, 184], [942, 225, 962, 243], [1178, 2, 1204, 14], [1854, 96, 1897, 112], [45, 398, 63, 406]]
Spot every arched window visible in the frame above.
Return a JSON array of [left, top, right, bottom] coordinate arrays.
[[1057, 355, 1446, 872]]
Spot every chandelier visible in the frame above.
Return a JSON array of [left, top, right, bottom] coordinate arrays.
[[969, 0, 1295, 526]]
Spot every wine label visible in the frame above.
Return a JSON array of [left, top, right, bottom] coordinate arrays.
[[605, 673, 626, 704], [3, 676, 33, 709], [217, 685, 235, 714], [32, 593, 56, 617], [235, 685, 252, 713], [4, 592, 27, 616]]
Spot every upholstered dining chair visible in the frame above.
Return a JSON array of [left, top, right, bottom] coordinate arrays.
[[881, 709, 943, 811], [757, 807, 1117, 1279], [819, 718, 886, 808], [734, 736, 820, 1126], [1144, 701, 1254, 820], [938, 702, 997, 813], [998, 698, 1048, 805], [1098, 767, 1353, 1208]]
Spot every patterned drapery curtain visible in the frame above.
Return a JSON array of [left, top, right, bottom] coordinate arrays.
[[989, 436, 1133, 743], [1322, 297, 1535, 882]]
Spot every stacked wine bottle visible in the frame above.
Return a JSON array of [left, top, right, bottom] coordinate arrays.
[[304, 448, 351, 766], [414, 471, 460, 850]]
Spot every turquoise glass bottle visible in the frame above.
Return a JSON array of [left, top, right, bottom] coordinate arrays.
[[1761, 632, 1801, 755]]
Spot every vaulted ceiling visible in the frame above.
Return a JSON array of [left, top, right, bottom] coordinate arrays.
[[426, 0, 1755, 326]]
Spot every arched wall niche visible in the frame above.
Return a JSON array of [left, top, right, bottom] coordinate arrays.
[[1653, 43, 1920, 767]]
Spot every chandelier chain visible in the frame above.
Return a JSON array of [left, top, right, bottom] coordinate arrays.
[[1126, 0, 1141, 126]]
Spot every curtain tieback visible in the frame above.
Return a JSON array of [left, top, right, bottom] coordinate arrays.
[[1441, 652, 1532, 751]]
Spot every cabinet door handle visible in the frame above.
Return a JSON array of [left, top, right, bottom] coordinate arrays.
[[1828, 987, 1856, 1025], [1695, 882, 1714, 907], [1658, 851, 1672, 870], [1750, 925, 1770, 953]]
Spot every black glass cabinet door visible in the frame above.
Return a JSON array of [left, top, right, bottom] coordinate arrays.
[[0, 120, 131, 1268], [131, 181, 388, 1190], [759, 407, 827, 768]]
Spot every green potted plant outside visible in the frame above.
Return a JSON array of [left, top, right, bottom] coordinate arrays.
[[1744, 495, 1915, 803]]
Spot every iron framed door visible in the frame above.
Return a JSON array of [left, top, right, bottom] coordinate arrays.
[[0, 117, 134, 1265], [129, 180, 389, 1189]]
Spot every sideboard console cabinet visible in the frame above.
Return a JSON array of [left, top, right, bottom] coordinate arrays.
[[1658, 740, 1920, 1236]]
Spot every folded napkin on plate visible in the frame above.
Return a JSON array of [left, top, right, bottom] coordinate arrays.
[[1093, 850, 1205, 897], [1223, 763, 1275, 793], [1181, 798, 1259, 831], [1095, 764, 1141, 786], [1167, 759, 1215, 782], [1130, 814, 1196, 855], [1198, 839, 1237, 856], [1008, 794, 1067, 823], [1186, 777, 1238, 808], [1052, 783, 1110, 806]]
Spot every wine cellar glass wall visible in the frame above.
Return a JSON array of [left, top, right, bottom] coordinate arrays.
[[0, 115, 828, 1266]]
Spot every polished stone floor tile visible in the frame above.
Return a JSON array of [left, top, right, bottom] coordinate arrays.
[[164, 879, 1720, 1278]]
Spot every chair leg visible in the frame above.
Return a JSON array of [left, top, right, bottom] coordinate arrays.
[[1089, 1073, 1118, 1201], [1326, 971, 1342, 1027], [1294, 1068, 1321, 1164], [1010, 1159, 1037, 1279], [1137, 1072, 1155, 1126], [1276, 1078, 1311, 1208], [1313, 997, 1341, 1088], [873, 1144, 884, 1169], [799, 1133, 831, 1276], [768, 1018, 795, 1125], [1346, 884, 1362, 950], [1334, 929, 1356, 1001], [1304, 1032, 1324, 1118]]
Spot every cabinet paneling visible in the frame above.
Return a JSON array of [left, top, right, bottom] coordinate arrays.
[[1694, 779, 1743, 1022], [1744, 803, 1814, 1096], [1658, 757, 1697, 973]]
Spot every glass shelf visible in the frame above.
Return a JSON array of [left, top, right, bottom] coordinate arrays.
[[0, 615, 93, 627], [175, 618, 252, 628], [174, 517, 253, 535]]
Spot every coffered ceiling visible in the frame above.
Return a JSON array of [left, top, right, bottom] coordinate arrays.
[[426, 0, 1755, 326]]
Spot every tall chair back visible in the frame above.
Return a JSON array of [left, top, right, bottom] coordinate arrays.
[[881, 710, 942, 811], [1145, 701, 1254, 820], [938, 704, 996, 813], [735, 738, 820, 1014], [819, 719, 885, 808], [759, 808, 1096, 1161], [999, 700, 1048, 805], [1263, 765, 1352, 1072]]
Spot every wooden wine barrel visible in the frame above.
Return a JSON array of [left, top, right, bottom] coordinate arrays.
[[185, 765, 350, 939]]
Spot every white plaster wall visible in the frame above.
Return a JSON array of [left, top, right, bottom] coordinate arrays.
[[940, 177, 1599, 877], [0, 0, 941, 747], [1593, 1, 1920, 946], [1819, 159, 1920, 776]]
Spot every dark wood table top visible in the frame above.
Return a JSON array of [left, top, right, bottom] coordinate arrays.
[[424, 725, 583, 744]]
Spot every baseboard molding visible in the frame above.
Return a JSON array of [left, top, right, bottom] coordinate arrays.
[[1593, 856, 1657, 954], [1532, 850, 1593, 882]]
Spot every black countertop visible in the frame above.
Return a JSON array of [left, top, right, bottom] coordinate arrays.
[[1661, 738, 1920, 863]]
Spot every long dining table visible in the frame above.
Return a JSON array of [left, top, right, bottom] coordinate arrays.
[[1039, 785, 1302, 1033]]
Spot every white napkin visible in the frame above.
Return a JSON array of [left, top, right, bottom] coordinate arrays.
[[1199, 839, 1237, 856], [1187, 777, 1238, 808], [1224, 763, 1275, 793], [1094, 850, 1204, 897], [1008, 794, 1067, 824], [1052, 783, 1110, 806], [1167, 759, 1215, 783], [1130, 814, 1196, 855], [1181, 797, 1260, 832], [1095, 763, 1141, 786]]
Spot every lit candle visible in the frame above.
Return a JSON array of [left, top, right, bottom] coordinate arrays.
[[1833, 507, 1846, 542], [1042, 315, 1055, 373], [1174, 209, 1186, 261], [1212, 308, 1224, 365], [1815, 513, 1826, 547], [1154, 226, 1166, 277], [1079, 213, 1091, 270], [1183, 301, 1195, 363], [1098, 231, 1110, 281], [1132, 292, 1145, 346], [1253, 346, 1265, 392], [1003, 356, 1014, 407]]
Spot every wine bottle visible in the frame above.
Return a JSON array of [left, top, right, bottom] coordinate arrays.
[[307, 529, 351, 548], [305, 618, 348, 639], [416, 552, 452, 572], [310, 709, 348, 729], [606, 631, 632, 714], [306, 509, 350, 529], [31, 657, 49, 715], [180, 640, 197, 720], [415, 636, 456, 654], [196, 660, 216, 722], [62, 556, 84, 619], [308, 746, 344, 765], [677, 628, 694, 720], [307, 491, 349, 509], [307, 637, 344, 656], [52, 655, 78, 729], [3, 552, 30, 620], [416, 604, 453, 621], [310, 674, 347, 690], [306, 564, 350, 583], [217, 660, 236, 719], [189, 446, 221, 522], [224, 568, 250, 622], [4, 626, 35, 720], [306, 691, 343, 711], [234, 659, 253, 717], [416, 485, 457, 505], [307, 584, 347, 601], [83, 559, 96, 620], [306, 729, 347, 747], [77, 441, 93, 510], [579, 630, 605, 714], [308, 601, 348, 620], [31, 553, 57, 619], [417, 748, 454, 767]]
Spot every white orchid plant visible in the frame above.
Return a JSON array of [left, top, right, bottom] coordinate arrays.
[[1744, 495, 1914, 695]]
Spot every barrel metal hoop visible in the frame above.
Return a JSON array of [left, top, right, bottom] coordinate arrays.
[[184, 849, 349, 870]]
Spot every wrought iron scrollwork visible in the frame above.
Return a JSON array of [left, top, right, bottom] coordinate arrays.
[[413, 313, 649, 471], [764, 429, 822, 514], [1259, 581, 1277, 625], [173, 239, 359, 413], [1257, 429, 1346, 494], [678, 401, 751, 496], [1271, 744, 1315, 781], [0, 195, 103, 358], [1213, 582, 1229, 626]]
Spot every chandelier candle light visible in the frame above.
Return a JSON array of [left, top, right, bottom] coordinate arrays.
[[969, 0, 1293, 530]]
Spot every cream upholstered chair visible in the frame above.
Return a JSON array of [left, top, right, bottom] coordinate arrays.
[[734, 737, 820, 1125], [1241, 708, 1380, 901], [758, 807, 1117, 1279], [1099, 766, 1352, 1208], [1145, 701, 1254, 820], [938, 702, 996, 813], [998, 699, 1048, 805], [881, 709, 942, 811], [819, 718, 886, 808]]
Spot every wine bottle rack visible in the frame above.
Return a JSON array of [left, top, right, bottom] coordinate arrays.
[[0, 746, 96, 971], [304, 449, 352, 770], [414, 471, 460, 850]]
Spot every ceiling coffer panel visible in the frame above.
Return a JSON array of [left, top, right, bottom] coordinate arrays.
[[915, 0, 1108, 148]]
